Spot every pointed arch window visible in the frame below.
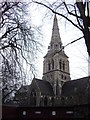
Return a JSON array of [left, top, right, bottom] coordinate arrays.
[[31, 89, 36, 97], [59, 59, 62, 70], [52, 59, 54, 69], [61, 74, 63, 79], [63, 61, 65, 71], [51, 44, 53, 49], [56, 80, 59, 96], [30, 89, 36, 106], [48, 61, 51, 70], [65, 76, 66, 80]]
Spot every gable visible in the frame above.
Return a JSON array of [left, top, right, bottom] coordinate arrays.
[[35, 78, 54, 96], [29, 78, 54, 96]]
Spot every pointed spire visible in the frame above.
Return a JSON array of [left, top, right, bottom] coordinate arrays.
[[50, 14, 62, 44]]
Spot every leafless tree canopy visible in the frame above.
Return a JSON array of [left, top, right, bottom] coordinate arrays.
[[32, 0, 90, 56], [0, 1, 41, 103]]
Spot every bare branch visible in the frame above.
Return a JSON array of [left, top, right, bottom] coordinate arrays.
[[32, 1, 83, 31], [54, 36, 84, 55], [32, 0, 90, 56], [63, 2, 81, 18], [64, 36, 84, 48], [1, 1, 42, 103]]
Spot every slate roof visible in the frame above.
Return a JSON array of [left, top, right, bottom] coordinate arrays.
[[34, 78, 54, 96], [61, 76, 89, 97], [17, 85, 28, 93]]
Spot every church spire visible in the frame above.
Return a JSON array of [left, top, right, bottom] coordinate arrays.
[[51, 14, 62, 45], [49, 14, 62, 51]]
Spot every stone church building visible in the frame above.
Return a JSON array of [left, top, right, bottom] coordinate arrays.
[[15, 15, 89, 107]]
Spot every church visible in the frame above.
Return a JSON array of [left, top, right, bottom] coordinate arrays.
[[15, 15, 90, 107]]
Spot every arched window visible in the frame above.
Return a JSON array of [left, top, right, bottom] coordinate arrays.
[[61, 74, 63, 79], [63, 61, 65, 71], [52, 59, 54, 69], [65, 76, 66, 80], [56, 80, 59, 96], [59, 59, 62, 70], [48, 61, 51, 70], [31, 89, 36, 97], [51, 44, 53, 49], [30, 89, 36, 106]]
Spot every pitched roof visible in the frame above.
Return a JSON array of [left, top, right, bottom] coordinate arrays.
[[34, 78, 54, 96], [61, 76, 89, 97], [17, 85, 28, 93]]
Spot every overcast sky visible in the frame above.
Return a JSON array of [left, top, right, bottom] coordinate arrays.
[[27, 0, 88, 82]]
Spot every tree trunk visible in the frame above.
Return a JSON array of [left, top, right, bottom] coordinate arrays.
[[76, 1, 90, 56]]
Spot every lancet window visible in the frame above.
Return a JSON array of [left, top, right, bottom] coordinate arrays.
[[63, 61, 65, 71], [59, 59, 62, 70], [30, 89, 36, 106], [48, 61, 51, 70], [52, 59, 54, 69]]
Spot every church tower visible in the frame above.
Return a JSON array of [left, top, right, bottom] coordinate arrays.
[[43, 14, 71, 96]]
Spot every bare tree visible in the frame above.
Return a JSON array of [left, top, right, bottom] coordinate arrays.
[[1, 49, 22, 103], [32, 0, 90, 56], [0, 1, 41, 103]]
